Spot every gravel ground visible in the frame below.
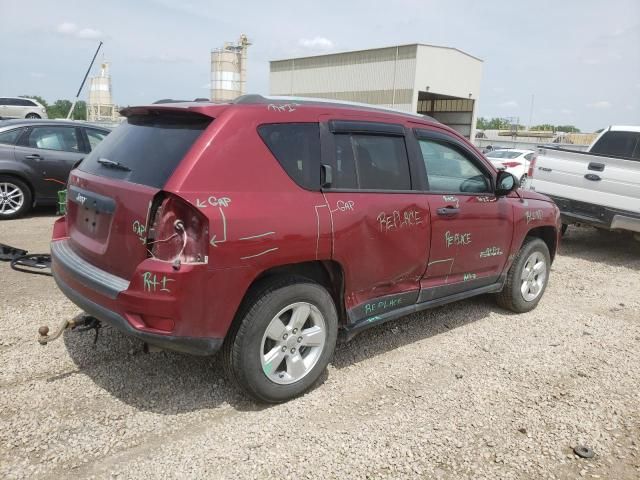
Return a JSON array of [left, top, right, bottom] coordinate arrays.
[[1, 209, 639, 479]]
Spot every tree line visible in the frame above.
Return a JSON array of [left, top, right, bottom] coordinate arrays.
[[21, 95, 87, 120], [476, 117, 580, 133]]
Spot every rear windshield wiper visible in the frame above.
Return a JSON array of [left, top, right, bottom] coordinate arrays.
[[97, 158, 131, 171]]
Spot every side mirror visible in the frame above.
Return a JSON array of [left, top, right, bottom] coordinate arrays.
[[495, 170, 518, 197]]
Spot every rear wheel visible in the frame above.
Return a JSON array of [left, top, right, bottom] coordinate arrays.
[[0, 176, 32, 219], [222, 276, 338, 403], [519, 174, 527, 186], [496, 237, 550, 313], [25, 113, 41, 119]]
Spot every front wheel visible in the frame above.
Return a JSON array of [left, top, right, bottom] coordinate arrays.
[[496, 237, 551, 313], [25, 113, 41, 119], [222, 276, 338, 403]]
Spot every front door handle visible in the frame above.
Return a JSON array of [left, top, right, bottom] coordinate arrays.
[[588, 162, 605, 172], [437, 207, 460, 217], [25, 154, 42, 161]]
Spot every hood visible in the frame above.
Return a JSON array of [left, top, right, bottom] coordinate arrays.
[[518, 189, 554, 203]]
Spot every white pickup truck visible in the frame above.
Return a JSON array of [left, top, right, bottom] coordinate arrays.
[[528, 125, 640, 235]]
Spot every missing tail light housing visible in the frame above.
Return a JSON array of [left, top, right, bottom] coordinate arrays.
[[147, 193, 208, 264]]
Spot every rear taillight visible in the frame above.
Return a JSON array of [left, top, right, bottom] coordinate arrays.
[[502, 161, 521, 168], [527, 155, 537, 178], [147, 194, 208, 266]]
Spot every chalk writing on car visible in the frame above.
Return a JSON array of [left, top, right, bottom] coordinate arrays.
[[142, 272, 174, 293], [525, 209, 543, 224], [479, 246, 503, 258], [445, 231, 472, 248], [377, 208, 424, 233]]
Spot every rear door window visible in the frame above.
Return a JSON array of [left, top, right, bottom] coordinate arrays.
[[258, 123, 321, 190], [79, 112, 212, 188], [25, 126, 81, 152], [329, 133, 411, 190], [590, 131, 640, 159]]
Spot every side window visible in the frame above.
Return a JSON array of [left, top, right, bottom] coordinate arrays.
[[418, 138, 490, 193], [0, 128, 23, 145], [26, 127, 80, 152], [258, 123, 321, 190], [17, 99, 36, 107], [85, 128, 109, 151], [330, 133, 411, 190], [590, 131, 640, 159]]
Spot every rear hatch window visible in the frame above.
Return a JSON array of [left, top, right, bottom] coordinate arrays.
[[78, 111, 212, 188]]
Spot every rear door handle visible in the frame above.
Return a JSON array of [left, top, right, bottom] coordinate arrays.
[[588, 162, 605, 172], [584, 173, 601, 181], [25, 154, 42, 161], [437, 207, 460, 217]]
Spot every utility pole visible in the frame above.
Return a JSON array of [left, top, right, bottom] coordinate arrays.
[[528, 94, 535, 130], [67, 41, 103, 119]]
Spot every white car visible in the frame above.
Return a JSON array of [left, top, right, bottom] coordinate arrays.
[[0, 97, 48, 119], [485, 149, 536, 185]]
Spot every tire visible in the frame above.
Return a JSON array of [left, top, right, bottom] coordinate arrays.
[[0, 176, 32, 219], [25, 113, 41, 119], [519, 174, 527, 186], [496, 237, 551, 313], [222, 276, 338, 403], [561, 223, 568, 236]]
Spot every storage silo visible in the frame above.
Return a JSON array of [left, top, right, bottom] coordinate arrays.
[[210, 34, 251, 102], [87, 62, 119, 122]]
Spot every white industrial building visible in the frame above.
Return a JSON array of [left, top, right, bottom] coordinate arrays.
[[269, 43, 483, 138], [86, 62, 120, 123]]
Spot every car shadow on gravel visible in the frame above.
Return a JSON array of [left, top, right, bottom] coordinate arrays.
[[61, 295, 504, 414], [559, 226, 640, 270], [62, 326, 261, 414]]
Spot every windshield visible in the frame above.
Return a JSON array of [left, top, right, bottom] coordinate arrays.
[[487, 151, 522, 159], [78, 112, 212, 188]]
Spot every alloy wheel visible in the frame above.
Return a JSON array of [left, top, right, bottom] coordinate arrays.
[[260, 302, 327, 385], [520, 251, 547, 301], [0, 182, 24, 215]]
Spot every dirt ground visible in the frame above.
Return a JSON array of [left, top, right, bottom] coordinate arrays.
[[1, 208, 639, 479]]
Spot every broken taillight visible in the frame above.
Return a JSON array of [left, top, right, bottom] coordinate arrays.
[[147, 194, 208, 266]]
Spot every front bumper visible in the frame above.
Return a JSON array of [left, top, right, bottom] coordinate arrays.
[[51, 238, 222, 356], [548, 195, 640, 233]]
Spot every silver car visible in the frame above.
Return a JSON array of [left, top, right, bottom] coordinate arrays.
[[0, 97, 48, 119]]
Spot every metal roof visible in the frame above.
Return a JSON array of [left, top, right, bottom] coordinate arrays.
[[270, 43, 483, 64]]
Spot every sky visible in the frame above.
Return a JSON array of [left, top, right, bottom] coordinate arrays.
[[1, 0, 639, 132]]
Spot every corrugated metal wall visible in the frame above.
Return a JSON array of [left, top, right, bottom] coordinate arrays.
[[270, 45, 417, 112]]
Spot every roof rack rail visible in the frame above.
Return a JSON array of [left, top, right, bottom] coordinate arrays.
[[231, 94, 434, 121]]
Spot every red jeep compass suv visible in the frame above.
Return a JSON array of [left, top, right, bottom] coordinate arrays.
[[50, 95, 561, 402]]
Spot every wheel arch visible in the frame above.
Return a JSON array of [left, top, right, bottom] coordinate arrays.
[[235, 260, 347, 328], [525, 226, 558, 262]]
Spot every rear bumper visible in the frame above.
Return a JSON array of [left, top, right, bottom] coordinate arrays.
[[51, 237, 223, 356], [548, 195, 640, 233], [54, 273, 222, 355]]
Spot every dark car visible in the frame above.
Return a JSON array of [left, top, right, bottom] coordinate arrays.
[[50, 95, 560, 402], [0, 119, 110, 218]]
